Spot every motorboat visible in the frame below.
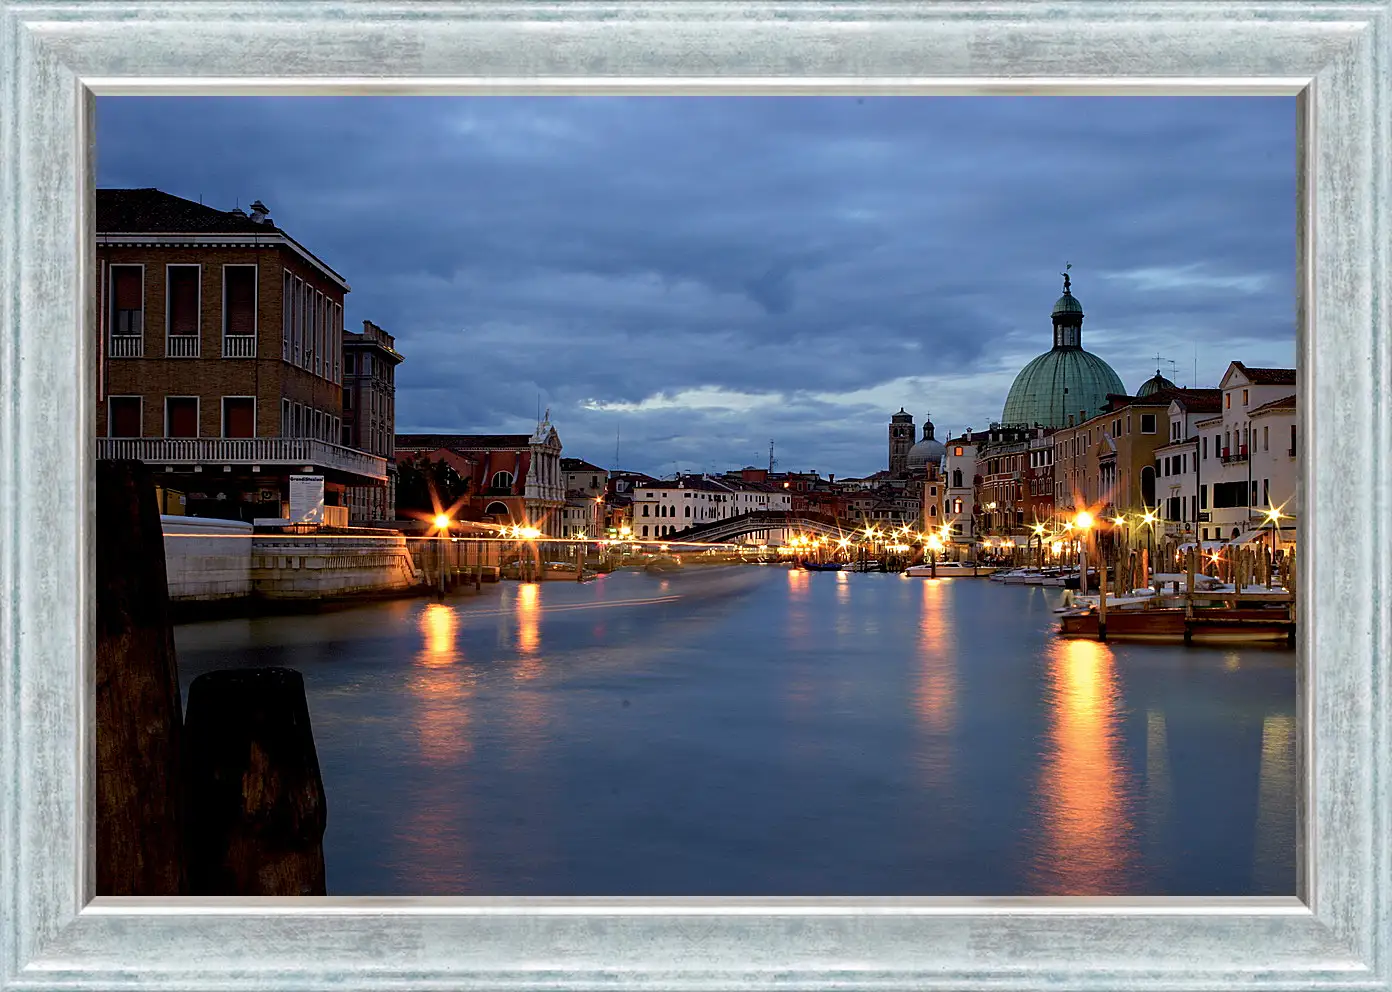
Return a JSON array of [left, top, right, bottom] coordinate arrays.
[[801, 561, 844, 572]]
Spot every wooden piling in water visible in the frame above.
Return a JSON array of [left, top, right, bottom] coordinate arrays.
[[184, 667, 328, 896], [95, 459, 188, 896]]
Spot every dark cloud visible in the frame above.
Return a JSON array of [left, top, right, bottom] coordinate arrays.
[[97, 95, 1296, 477]]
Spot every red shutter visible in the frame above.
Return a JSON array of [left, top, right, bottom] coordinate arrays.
[[167, 398, 198, 438], [224, 268, 257, 335], [224, 398, 255, 438], [109, 397, 141, 437], [113, 267, 142, 309], [168, 267, 199, 334]]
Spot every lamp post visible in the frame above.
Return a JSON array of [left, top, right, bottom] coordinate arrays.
[[1140, 507, 1158, 584], [926, 533, 943, 577], [431, 513, 451, 595], [1074, 510, 1094, 594], [1263, 505, 1284, 588]]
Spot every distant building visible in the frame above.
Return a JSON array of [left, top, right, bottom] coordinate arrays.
[[94, 187, 384, 522], [395, 417, 565, 535], [342, 320, 404, 522]]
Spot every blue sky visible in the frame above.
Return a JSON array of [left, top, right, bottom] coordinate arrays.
[[97, 96, 1296, 478]]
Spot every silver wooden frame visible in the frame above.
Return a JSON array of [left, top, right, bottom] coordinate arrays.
[[1, 2, 1387, 990]]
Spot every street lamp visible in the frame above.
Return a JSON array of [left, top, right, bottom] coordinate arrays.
[[926, 533, 943, 578]]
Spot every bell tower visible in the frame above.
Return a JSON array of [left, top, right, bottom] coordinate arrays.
[[889, 408, 914, 477]]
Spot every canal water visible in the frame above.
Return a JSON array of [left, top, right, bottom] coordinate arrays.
[[174, 565, 1298, 897]]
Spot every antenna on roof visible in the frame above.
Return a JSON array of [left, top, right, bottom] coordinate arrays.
[[768, 439, 777, 474]]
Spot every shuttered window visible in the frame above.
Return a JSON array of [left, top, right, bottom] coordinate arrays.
[[166, 397, 199, 438], [167, 266, 199, 335], [108, 397, 142, 438], [223, 397, 255, 438], [111, 266, 143, 334], [223, 266, 257, 336]]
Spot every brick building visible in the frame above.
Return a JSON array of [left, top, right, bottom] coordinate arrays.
[[394, 420, 566, 535], [95, 188, 386, 520], [342, 320, 404, 521]]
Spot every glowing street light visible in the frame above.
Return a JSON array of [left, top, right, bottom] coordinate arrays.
[[432, 514, 451, 531], [1074, 510, 1094, 531]]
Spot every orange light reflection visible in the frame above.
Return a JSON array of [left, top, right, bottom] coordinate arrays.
[[1033, 637, 1137, 894], [411, 603, 474, 767]]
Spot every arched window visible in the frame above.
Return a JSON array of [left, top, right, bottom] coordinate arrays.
[[929, 505, 938, 517], [642, 504, 650, 517], [642, 525, 649, 537], [1231, 527, 1241, 539], [490, 470, 514, 490], [685, 506, 691, 518], [953, 498, 963, 514], [952, 469, 963, 488], [483, 501, 510, 517]]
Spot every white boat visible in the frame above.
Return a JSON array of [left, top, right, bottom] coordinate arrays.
[[904, 561, 996, 577]]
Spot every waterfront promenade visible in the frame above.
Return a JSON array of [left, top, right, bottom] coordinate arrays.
[[174, 566, 1297, 897]]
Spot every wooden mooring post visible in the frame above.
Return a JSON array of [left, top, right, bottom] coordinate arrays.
[[95, 459, 187, 896], [184, 667, 328, 896]]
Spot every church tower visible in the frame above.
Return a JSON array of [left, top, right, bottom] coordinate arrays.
[[889, 408, 915, 477]]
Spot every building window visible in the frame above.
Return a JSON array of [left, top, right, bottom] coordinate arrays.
[[165, 397, 199, 438], [107, 396, 142, 438], [1140, 414, 1157, 434], [1226, 393, 1232, 409], [165, 265, 200, 357], [1264, 479, 1270, 505], [490, 470, 513, 490], [1290, 424, 1297, 455], [222, 397, 256, 438], [108, 265, 144, 357], [684, 506, 691, 518], [281, 399, 291, 437], [1263, 425, 1269, 450], [343, 388, 353, 410], [1242, 388, 1250, 406], [222, 265, 258, 357], [282, 271, 293, 361], [642, 525, 649, 537]]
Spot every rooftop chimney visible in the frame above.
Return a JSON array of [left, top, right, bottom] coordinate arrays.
[[249, 200, 270, 224]]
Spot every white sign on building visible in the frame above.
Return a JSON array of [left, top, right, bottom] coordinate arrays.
[[288, 474, 325, 524]]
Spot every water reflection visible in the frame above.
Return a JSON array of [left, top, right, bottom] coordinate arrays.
[[1252, 714, 1297, 892], [411, 603, 474, 767], [914, 579, 955, 733], [1033, 637, 1138, 894], [514, 583, 542, 679]]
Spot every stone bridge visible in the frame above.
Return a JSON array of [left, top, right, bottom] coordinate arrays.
[[664, 510, 849, 546]]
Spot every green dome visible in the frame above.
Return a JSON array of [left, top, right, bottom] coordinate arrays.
[[1001, 347, 1126, 428], [1137, 371, 1177, 397], [1052, 291, 1084, 316]]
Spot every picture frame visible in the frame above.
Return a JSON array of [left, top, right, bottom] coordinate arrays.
[[1, 1, 1388, 989]]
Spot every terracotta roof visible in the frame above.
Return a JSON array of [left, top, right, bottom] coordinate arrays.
[[1234, 363, 1297, 385], [1168, 388, 1223, 413], [1249, 394, 1297, 416], [98, 187, 349, 288], [98, 188, 283, 235], [396, 433, 533, 451], [561, 457, 607, 472]]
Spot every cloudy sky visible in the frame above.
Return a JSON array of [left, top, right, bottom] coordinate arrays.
[[97, 96, 1296, 478]]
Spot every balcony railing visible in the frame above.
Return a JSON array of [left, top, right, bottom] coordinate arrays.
[[108, 334, 144, 358], [97, 436, 387, 481], [222, 334, 257, 358], [1221, 446, 1249, 465], [165, 334, 200, 358]]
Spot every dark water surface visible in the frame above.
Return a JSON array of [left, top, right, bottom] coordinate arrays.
[[174, 565, 1297, 896]]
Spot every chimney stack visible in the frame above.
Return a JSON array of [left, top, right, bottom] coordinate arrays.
[[249, 200, 270, 224]]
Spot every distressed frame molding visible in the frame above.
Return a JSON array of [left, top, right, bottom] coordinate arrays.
[[0, 2, 1387, 990]]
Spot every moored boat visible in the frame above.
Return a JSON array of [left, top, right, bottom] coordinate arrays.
[[904, 560, 996, 578]]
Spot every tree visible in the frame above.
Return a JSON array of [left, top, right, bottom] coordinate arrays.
[[395, 453, 470, 519]]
